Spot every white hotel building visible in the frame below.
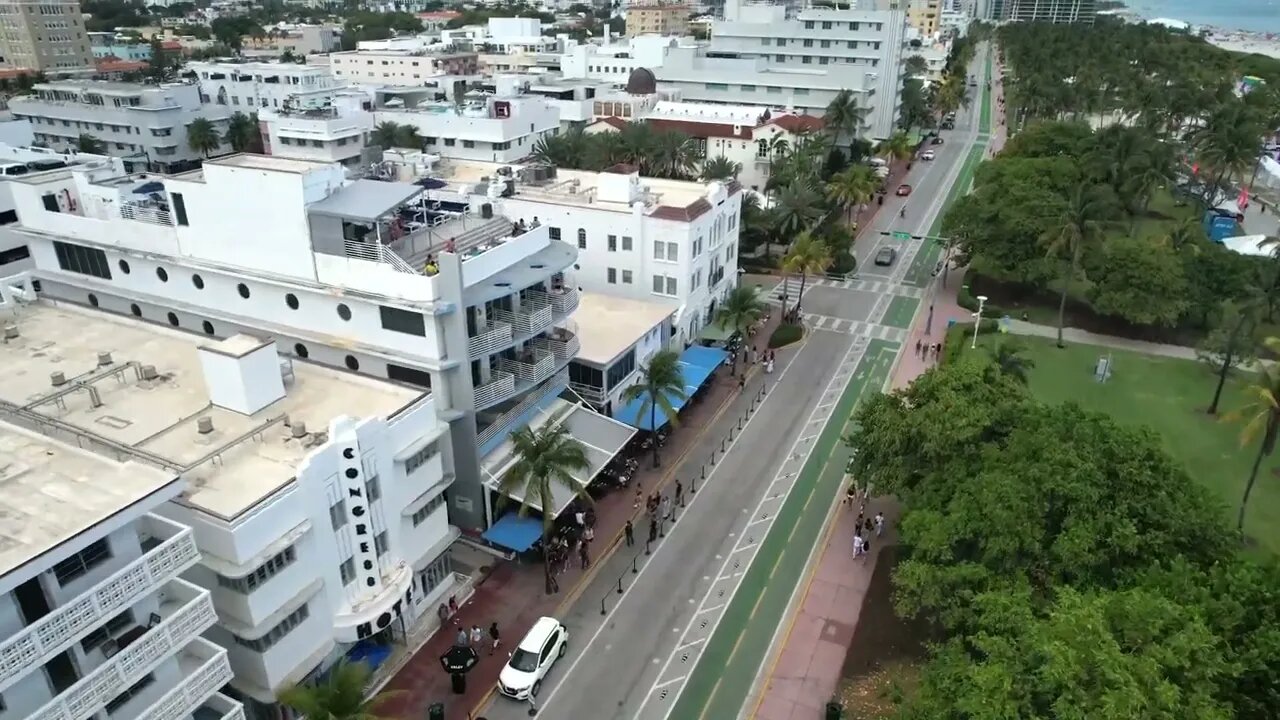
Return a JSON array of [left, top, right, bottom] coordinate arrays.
[[189, 61, 342, 113], [373, 88, 560, 164], [0, 151, 649, 717]]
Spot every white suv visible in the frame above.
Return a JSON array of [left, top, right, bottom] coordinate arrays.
[[498, 616, 569, 699]]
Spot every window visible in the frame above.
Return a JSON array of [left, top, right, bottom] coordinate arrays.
[[653, 241, 678, 262], [330, 500, 346, 530], [622, 270, 633, 284], [339, 558, 355, 585], [237, 283, 250, 299], [337, 303, 352, 321], [741, 84, 757, 92], [607, 267, 617, 284], [53, 538, 111, 585], [202, 320, 215, 335], [365, 476, 381, 503], [802, 56, 812, 64], [704, 83, 728, 90], [232, 603, 309, 652], [81, 610, 132, 653], [418, 553, 453, 597], [796, 88, 810, 95], [802, 39, 813, 47], [462, 140, 474, 148], [804, 20, 814, 28], [767, 87, 783, 95], [294, 343, 309, 358], [53, 241, 111, 279], [345, 355, 360, 371], [606, 348, 635, 388], [166, 312, 179, 327], [622, 236, 633, 251], [387, 363, 432, 389], [607, 235, 617, 252], [577, 229, 587, 249], [171, 192, 188, 226], [411, 493, 446, 526], [821, 39, 831, 48], [216, 546, 297, 594], [775, 38, 785, 46], [285, 293, 299, 310], [822, 21, 833, 29], [191, 273, 204, 289], [380, 305, 426, 336], [105, 673, 154, 714], [404, 442, 438, 475], [548, 226, 561, 241]]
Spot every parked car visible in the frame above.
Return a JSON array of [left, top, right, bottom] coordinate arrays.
[[896, 184, 912, 196], [875, 247, 897, 266], [932, 135, 945, 145], [921, 150, 936, 160], [499, 617, 569, 700]]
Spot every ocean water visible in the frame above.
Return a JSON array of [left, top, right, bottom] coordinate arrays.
[[1125, 0, 1280, 34]]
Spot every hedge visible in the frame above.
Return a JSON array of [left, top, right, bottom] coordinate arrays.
[[769, 323, 805, 348], [940, 320, 999, 365]]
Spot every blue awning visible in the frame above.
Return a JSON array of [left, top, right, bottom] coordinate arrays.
[[613, 346, 730, 431], [481, 513, 544, 552]]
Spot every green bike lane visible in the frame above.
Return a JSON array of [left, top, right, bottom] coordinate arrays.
[[670, 339, 899, 720]]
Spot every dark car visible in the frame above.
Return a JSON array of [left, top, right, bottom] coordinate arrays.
[[931, 135, 945, 145], [874, 247, 897, 266], [896, 184, 912, 196]]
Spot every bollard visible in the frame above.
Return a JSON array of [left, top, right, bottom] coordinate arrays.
[[632, 556, 638, 574], [617, 577, 623, 594], [729, 427, 734, 442], [711, 449, 717, 465], [659, 519, 666, 538], [601, 597, 607, 616], [646, 539, 652, 556], [721, 438, 726, 452], [701, 464, 707, 480], [672, 503, 679, 523], [738, 414, 744, 430], [691, 474, 699, 495]]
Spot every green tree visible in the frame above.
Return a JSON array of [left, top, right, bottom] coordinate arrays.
[[985, 339, 1034, 384], [498, 424, 590, 594], [1198, 298, 1262, 415], [824, 165, 878, 224], [773, 180, 824, 239], [75, 134, 105, 154], [701, 155, 741, 181], [876, 131, 914, 165], [1222, 336, 1280, 538], [371, 121, 401, 150], [1087, 235, 1190, 327], [1041, 183, 1118, 347], [185, 117, 221, 157], [621, 350, 687, 468], [278, 659, 399, 720], [650, 129, 697, 179], [823, 89, 867, 148], [715, 285, 765, 375], [781, 231, 832, 315], [223, 112, 259, 153]]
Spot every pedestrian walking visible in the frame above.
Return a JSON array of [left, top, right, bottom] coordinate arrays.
[[675, 479, 684, 506], [660, 494, 671, 521], [765, 358, 774, 374], [585, 507, 596, 528], [874, 511, 885, 537], [845, 483, 857, 507], [634, 485, 643, 509], [584, 524, 594, 542], [855, 512, 865, 532], [852, 533, 865, 558], [579, 541, 590, 569], [648, 518, 658, 543], [738, 374, 746, 391], [915, 339, 922, 357], [455, 627, 469, 647], [625, 519, 635, 546], [862, 535, 872, 558], [470, 624, 484, 646], [488, 622, 501, 655], [864, 517, 874, 535]]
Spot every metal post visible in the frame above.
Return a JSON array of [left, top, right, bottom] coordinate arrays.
[[617, 577, 623, 594], [728, 427, 734, 442], [632, 556, 638, 574], [692, 473, 699, 494], [711, 449, 717, 465], [672, 502, 679, 523], [600, 597, 606, 615], [738, 414, 743, 430], [701, 464, 706, 480], [646, 538, 652, 555], [721, 438, 726, 452]]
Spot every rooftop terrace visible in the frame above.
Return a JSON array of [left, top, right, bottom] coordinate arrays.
[[0, 303, 422, 521]]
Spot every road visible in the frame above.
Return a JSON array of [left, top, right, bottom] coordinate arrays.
[[475, 45, 993, 720]]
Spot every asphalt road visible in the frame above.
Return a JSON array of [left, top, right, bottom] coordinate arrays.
[[476, 45, 993, 720]]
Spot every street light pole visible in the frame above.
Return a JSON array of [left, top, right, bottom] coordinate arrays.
[[971, 295, 988, 349]]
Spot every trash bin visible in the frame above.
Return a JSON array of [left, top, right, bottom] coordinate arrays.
[[451, 672, 467, 694], [825, 701, 843, 720], [427, 702, 445, 720]]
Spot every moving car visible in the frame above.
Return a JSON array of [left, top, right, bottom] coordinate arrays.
[[875, 247, 897, 266], [932, 135, 945, 145], [921, 150, 936, 160], [499, 617, 569, 700], [896, 184, 912, 196]]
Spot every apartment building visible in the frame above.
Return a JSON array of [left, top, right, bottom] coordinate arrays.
[[191, 60, 341, 112], [374, 90, 560, 163], [8, 80, 231, 172], [625, 4, 690, 37], [330, 47, 480, 87], [88, 33, 153, 62], [239, 25, 341, 58], [996, 0, 1095, 23], [907, 0, 941, 35], [0, 389, 239, 720], [0, 0, 93, 74], [260, 89, 374, 167]]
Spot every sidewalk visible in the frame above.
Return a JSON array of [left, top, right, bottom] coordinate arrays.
[[377, 312, 786, 720]]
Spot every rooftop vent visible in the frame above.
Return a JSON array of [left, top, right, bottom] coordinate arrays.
[[50, 371, 66, 386], [140, 365, 159, 381], [290, 421, 308, 439], [197, 416, 214, 435], [3, 325, 17, 340], [97, 351, 113, 367]]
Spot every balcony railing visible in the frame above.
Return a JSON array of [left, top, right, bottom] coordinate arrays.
[[528, 287, 579, 316], [474, 370, 516, 409], [30, 580, 218, 720], [569, 381, 606, 404], [476, 371, 568, 450], [0, 515, 199, 692], [499, 349, 556, 385], [135, 641, 236, 720], [119, 202, 172, 227], [343, 239, 421, 276], [468, 320, 514, 360], [530, 331, 581, 364], [491, 304, 553, 336]]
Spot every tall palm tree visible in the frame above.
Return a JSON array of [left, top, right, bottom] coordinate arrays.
[[774, 180, 824, 238], [186, 117, 221, 158], [75, 134, 105, 154], [498, 424, 591, 594], [532, 130, 588, 168], [876, 131, 914, 167], [1222, 336, 1280, 537], [371, 121, 401, 150], [986, 340, 1035, 384], [824, 165, 878, 223], [278, 659, 399, 720], [393, 125, 422, 150], [1190, 100, 1264, 206], [650, 129, 696, 179], [781, 231, 832, 316], [701, 155, 741, 181], [223, 111, 258, 152], [1041, 183, 1117, 348], [823, 89, 867, 149], [715, 285, 765, 374], [621, 350, 687, 468]]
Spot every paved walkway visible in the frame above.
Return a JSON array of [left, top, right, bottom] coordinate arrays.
[[376, 312, 785, 720]]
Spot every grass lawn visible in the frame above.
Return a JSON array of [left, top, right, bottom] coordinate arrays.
[[959, 332, 1280, 554]]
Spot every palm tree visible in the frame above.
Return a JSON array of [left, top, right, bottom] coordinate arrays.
[[1222, 336, 1280, 537], [371, 121, 401, 150], [223, 112, 257, 152], [876, 131, 914, 166], [650, 129, 696, 179], [532, 130, 588, 168], [1041, 183, 1117, 348], [621, 350, 687, 468], [75, 134, 105, 154], [824, 165, 878, 223], [781, 231, 832, 316], [715, 285, 766, 374], [186, 117, 221, 158], [774, 180, 824, 238], [823, 89, 867, 148], [394, 125, 423, 150], [701, 155, 741, 181], [1190, 100, 1264, 206], [278, 659, 399, 720], [986, 340, 1035, 384], [498, 424, 591, 594]]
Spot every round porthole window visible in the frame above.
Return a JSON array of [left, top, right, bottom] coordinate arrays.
[[337, 303, 352, 321], [344, 355, 360, 370], [87, 293, 99, 307], [156, 267, 168, 282], [294, 343, 309, 358], [166, 312, 179, 327], [237, 283, 250, 299], [286, 293, 299, 310], [192, 274, 204, 289], [118, 259, 131, 274], [129, 303, 142, 317], [202, 320, 215, 335]]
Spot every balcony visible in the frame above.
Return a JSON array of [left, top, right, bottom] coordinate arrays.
[[136, 642, 237, 720], [468, 320, 514, 360], [0, 514, 199, 692], [499, 348, 557, 386], [30, 578, 218, 720], [474, 370, 516, 409], [492, 304, 553, 337], [530, 326, 580, 365], [528, 286, 580, 316], [477, 371, 569, 452]]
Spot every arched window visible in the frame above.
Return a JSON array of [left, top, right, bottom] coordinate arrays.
[[576, 229, 587, 249]]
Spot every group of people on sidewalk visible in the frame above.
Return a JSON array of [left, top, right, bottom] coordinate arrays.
[[453, 621, 503, 655], [844, 484, 886, 561], [914, 339, 944, 364]]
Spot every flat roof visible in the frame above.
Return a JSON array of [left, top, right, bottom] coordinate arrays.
[[572, 292, 674, 365], [204, 154, 329, 174], [308, 179, 424, 222], [0, 422, 178, 579], [0, 303, 422, 520], [438, 159, 715, 211]]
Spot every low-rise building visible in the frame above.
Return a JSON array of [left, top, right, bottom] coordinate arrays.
[[330, 46, 480, 87], [907, 0, 942, 35], [239, 25, 341, 57], [625, 4, 691, 37], [568, 291, 674, 412], [9, 80, 230, 173], [89, 35, 154, 62], [260, 89, 375, 167], [190, 60, 341, 113], [374, 89, 559, 163]]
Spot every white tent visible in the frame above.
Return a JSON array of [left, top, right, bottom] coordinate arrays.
[[1257, 155, 1280, 190], [1222, 234, 1273, 257]]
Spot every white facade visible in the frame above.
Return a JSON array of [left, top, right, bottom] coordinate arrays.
[[261, 91, 374, 167], [190, 61, 341, 113], [0, 408, 239, 720], [8, 81, 231, 172], [329, 48, 480, 87], [376, 93, 560, 163]]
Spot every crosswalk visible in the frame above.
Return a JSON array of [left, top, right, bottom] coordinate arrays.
[[808, 277, 925, 298], [802, 313, 908, 342]]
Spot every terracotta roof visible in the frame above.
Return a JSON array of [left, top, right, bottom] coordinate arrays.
[[768, 114, 825, 134], [592, 116, 628, 130], [648, 117, 753, 140], [160, 40, 182, 50], [652, 198, 712, 222], [95, 58, 149, 73], [0, 68, 36, 80], [604, 162, 639, 174]]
